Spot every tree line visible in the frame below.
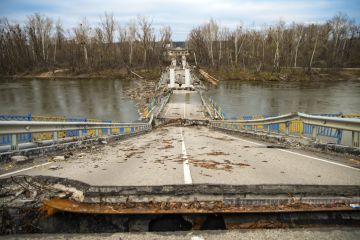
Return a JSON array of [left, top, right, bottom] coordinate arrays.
[[1, 12, 359, 75], [187, 13, 360, 72], [0, 13, 172, 75]]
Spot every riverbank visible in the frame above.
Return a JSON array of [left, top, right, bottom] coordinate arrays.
[[0, 68, 162, 81], [2, 67, 360, 82], [203, 67, 360, 81]]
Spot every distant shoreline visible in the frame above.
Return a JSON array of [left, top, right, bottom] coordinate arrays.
[[1, 67, 360, 82], [203, 67, 360, 82]]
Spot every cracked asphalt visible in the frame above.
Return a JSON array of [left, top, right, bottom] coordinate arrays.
[[2, 125, 359, 186]]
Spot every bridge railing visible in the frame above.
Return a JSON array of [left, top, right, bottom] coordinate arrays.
[[0, 115, 153, 153], [210, 112, 360, 148], [143, 93, 171, 119]]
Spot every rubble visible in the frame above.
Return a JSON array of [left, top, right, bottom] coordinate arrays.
[[11, 155, 29, 164], [48, 165, 59, 170], [53, 156, 65, 161]]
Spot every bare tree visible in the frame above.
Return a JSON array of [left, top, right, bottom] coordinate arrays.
[[53, 18, 64, 67], [2, 13, 360, 76], [74, 18, 91, 65], [234, 24, 245, 66], [126, 18, 137, 66], [137, 16, 154, 67], [101, 12, 116, 44], [272, 21, 284, 72], [292, 23, 304, 68], [26, 13, 53, 65], [201, 18, 218, 66]]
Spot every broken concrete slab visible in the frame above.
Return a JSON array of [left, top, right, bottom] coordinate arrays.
[[53, 156, 65, 161], [11, 155, 29, 164]]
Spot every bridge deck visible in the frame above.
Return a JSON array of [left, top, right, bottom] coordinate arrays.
[[159, 90, 207, 120], [5, 126, 359, 186]]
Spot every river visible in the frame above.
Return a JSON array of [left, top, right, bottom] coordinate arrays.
[[0, 78, 359, 121], [0, 78, 139, 122], [205, 80, 360, 118]]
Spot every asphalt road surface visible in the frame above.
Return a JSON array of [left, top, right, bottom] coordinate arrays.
[[159, 90, 207, 120], [2, 125, 359, 186]]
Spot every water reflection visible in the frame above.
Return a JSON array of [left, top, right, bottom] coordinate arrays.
[[0, 78, 139, 122], [205, 80, 360, 117]]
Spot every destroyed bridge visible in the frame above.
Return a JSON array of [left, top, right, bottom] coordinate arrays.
[[1, 47, 360, 233]]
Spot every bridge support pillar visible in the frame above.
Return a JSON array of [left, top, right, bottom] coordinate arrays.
[[171, 58, 176, 67], [182, 56, 186, 69], [169, 68, 175, 88], [184, 68, 191, 87]]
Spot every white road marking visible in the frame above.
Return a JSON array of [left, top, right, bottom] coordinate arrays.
[[279, 149, 359, 171], [0, 162, 53, 178], [180, 127, 192, 184], [218, 131, 358, 171]]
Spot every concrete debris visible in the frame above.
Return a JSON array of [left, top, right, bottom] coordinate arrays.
[[53, 156, 65, 161], [76, 153, 87, 157], [51, 183, 84, 202], [11, 155, 29, 163], [206, 151, 230, 156], [101, 141, 108, 144], [188, 158, 249, 171], [48, 165, 59, 170]]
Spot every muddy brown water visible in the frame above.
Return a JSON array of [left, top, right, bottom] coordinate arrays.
[[0, 78, 359, 122], [0, 78, 139, 122], [205, 79, 360, 117]]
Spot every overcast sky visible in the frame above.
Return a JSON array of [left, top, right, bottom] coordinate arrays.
[[1, 0, 359, 40]]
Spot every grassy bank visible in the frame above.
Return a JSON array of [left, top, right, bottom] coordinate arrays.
[[204, 67, 360, 81]]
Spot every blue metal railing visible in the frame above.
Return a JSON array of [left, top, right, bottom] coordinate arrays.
[[0, 113, 113, 145], [0, 113, 33, 145], [207, 96, 358, 144]]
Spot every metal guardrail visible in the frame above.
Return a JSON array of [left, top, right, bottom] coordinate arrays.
[[199, 91, 214, 119], [210, 112, 360, 148], [0, 116, 153, 152], [144, 94, 171, 119]]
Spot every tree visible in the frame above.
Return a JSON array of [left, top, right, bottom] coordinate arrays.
[[127, 18, 137, 66], [201, 18, 218, 66], [137, 16, 154, 67], [74, 18, 91, 66], [53, 18, 64, 67]]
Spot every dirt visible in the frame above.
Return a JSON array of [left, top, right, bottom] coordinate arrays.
[[188, 158, 249, 172], [125, 151, 145, 158], [158, 144, 174, 150], [205, 151, 230, 156]]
